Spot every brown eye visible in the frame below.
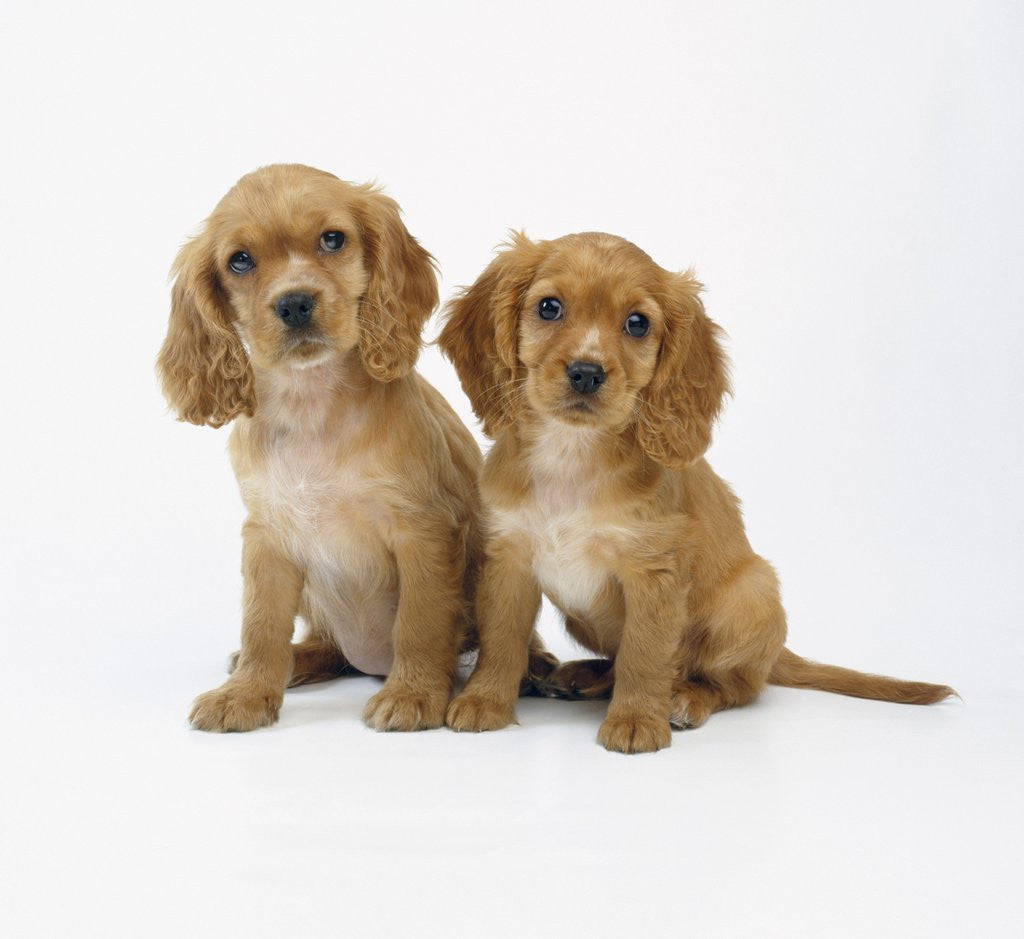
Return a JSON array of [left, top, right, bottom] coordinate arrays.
[[228, 251, 254, 274], [624, 312, 650, 337], [538, 297, 563, 321], [320, 231, 345, 252]]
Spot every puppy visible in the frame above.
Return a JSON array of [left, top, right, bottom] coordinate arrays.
[[439, 232, 955, 753], [158, 163, 534, 732]]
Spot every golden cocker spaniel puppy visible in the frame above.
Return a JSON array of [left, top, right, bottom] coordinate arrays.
[[439, 232, 954, 753], [158, 164, 547, 733]]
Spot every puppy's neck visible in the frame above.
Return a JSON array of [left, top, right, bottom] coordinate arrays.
[[521, 418, 616, 495], [252, 350, 379, 435], [519, 414, 662, 508]]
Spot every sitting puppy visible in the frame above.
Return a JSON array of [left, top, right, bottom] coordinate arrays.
[[158, 164, 552, 732], [439, 232, 954, 753]]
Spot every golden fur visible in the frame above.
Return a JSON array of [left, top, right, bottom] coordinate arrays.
[[439, 231, 955, 753], [158, 164, 553, 733]]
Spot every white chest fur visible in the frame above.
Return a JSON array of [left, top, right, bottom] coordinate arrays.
[[490, 426, 624, 616], [247, 430, 371, 546], [232, 367, 398, 676]]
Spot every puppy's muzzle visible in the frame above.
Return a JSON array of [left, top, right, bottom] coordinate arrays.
[[567, 360, 605, 395], [275, 291, 316, 329]]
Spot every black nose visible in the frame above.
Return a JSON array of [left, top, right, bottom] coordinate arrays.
[[274, 292, 315, 328], [566, 361, 606, 395]]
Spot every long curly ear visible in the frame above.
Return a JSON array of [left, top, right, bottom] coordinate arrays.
[[438, 234, 545, 437], [636, 271, 730, 468], [156, 234, 255, 427], [351, 187, 439, 381]]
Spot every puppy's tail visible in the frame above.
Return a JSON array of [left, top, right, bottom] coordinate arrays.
[[768, 647, 956, 705]]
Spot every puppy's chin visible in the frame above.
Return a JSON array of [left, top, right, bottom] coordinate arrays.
[[536, 390, 643, 436], [281, 337, 336, 370], [556, 400, 599, 420], [539, 395, 611, 429]]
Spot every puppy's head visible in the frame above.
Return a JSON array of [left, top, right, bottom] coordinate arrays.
[[439, 232, 729, 468], [157, 164, 438, 427]]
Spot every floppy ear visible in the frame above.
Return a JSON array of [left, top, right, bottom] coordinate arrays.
[[156, 233, 255, 428], [438, 234, 544, 437], [636, 271, 730, 468], [351, 187, 439, 381]]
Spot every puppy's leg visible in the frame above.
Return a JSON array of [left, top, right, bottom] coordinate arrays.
[[190, 523, 302, 732], [597, 572, 686, 754], [458, 621, 555, 696], [288, 635, 351, 687], [447, 538, 541, 731], [668, 679, 724, 729], [520, 634, 560, 696], [363, 529, 463, 732], [227, 635, 352, 687], [670, 556, 786, 729], [535, 613, 614, 698], [540, 657, 615, 699]]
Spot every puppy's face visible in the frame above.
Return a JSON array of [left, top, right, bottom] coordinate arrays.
[[518, 237, 667, 431], [440, 232, 728, 468], [208, 169, 370, 369], [158, 164, 438, 427]]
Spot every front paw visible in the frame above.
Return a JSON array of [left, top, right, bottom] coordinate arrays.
[[363, 685, 447, 731], [446, 693, 516, 732], [189, 681, 283, 732], [597, 713, 672, 754]]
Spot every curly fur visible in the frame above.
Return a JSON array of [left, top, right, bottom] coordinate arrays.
[[158, 237, 256, 427], [439, 232, 547, 436], [634, 270, 730, 468], [352, 186, 438, 381]]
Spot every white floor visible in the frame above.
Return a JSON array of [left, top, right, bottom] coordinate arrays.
[[3, 615, 1017, 938]]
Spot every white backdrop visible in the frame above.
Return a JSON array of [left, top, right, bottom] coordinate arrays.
[[2, 2, 1022, 936]]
